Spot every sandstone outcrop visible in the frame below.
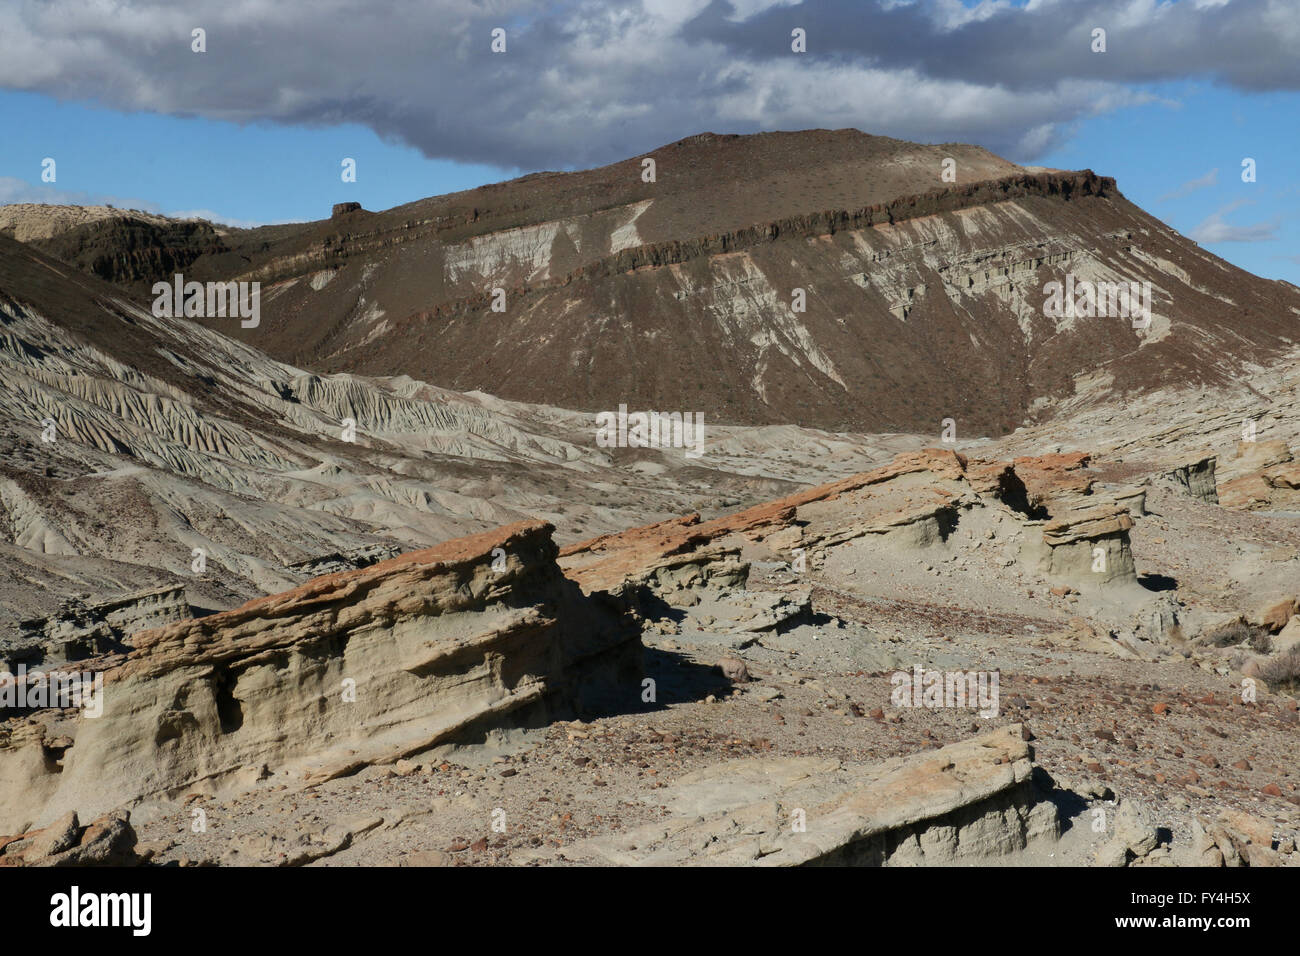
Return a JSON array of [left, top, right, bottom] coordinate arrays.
[[0, 520, 641, 833], [1159, 455, 1219, 504], [6, 585, 191, 670], [1010, 451, 1094, 512], [563, 449, 973, 572], [1250, 596, 1299, 634], [1025, 504, 1138, 593], [1219, 441, 1300, 510], [524, 724, 1059, 865], [562, 447, 1143, 600]]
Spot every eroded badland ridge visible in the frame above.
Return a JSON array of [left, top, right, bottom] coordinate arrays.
[[1, 130, 1299, 868]]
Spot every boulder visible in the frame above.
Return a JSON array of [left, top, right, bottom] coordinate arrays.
[[717, 657, 750, 683], [1273, 617, 1300, 655], [1250, 596, 1299, 634], [1219, 441, 1299, 510], [0, 809, 139, 867]]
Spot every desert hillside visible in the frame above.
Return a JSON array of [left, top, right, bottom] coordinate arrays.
[[2, 130, 1299, 873], [17, 131, 1298, 436]]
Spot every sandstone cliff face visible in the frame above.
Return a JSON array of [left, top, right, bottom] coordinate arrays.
[[0, 520, 641, 833], [561, 447, 1144, 596]]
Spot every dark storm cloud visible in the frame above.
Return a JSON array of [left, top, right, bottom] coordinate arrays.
[[0, 0, 1288, 169], [690, 0, 1300, 91]]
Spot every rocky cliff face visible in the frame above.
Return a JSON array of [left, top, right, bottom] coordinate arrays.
[[26, 216, 228, 291], [0, 520, 641, 833]]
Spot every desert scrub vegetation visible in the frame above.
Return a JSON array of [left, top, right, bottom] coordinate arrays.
[[1260, 646, 1300, 694], [1205, 618, 1270, 649]]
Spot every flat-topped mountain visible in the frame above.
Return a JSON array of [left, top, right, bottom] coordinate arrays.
[[7, 129, 1300, 437]]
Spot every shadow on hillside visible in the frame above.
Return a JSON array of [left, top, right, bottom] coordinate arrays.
[[639, 645, 733, 712], [1033, 767, 1090, 835], [1138, 573, 1178, 592]]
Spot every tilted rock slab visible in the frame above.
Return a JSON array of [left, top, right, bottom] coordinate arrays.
[[0, 520, 641, 833], [527, 724, 1058, 866], [562, 447, 1142, 593], [560, 449, 976, 587]]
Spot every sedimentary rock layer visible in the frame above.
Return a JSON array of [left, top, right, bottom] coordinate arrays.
[[0, 520, 641, 833]]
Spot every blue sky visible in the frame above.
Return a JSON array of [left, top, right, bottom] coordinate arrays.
[[1036, 82, 1300, 285], [0, 0, 1296, 283], [0, 90, 516, 228]]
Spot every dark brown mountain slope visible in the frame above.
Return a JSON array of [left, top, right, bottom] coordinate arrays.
[[8, 129, 1300, 435]]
